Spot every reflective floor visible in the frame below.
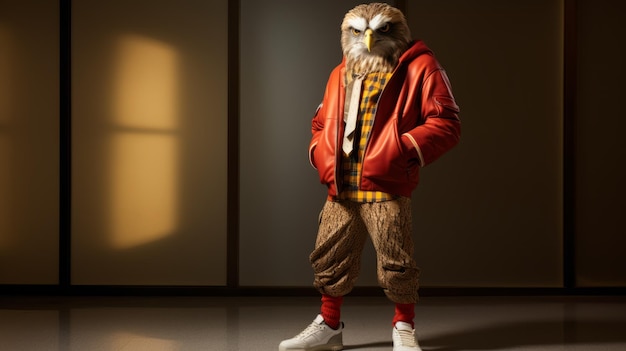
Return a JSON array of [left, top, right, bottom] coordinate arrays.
[[1, 295, 625, 350]]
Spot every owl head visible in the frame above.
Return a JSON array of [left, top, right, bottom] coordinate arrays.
[[341, 3, 412, 80]]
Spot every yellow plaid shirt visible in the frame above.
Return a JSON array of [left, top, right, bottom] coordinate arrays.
[[337, 72, 396, 203]]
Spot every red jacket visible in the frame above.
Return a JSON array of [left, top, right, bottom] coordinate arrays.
[[309, 40, 461, 198]]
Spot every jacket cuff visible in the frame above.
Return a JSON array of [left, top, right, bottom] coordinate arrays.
[[308, 142, 318, 169], [401, 134, 425, 167]]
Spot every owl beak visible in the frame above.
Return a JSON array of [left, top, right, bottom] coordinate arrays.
[[364, 29, 374, 52]]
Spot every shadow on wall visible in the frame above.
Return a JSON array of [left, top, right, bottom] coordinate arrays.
[[0, 3, 60, 284], [0, 23, 11, 251]]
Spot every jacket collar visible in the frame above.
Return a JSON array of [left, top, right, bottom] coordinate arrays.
[[338, 40, 432, 70]]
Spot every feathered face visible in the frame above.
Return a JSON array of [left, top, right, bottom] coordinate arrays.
[[341, 3, 412, 79]]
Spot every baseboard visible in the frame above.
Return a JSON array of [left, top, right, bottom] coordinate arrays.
[[1, 284, 625, 297]]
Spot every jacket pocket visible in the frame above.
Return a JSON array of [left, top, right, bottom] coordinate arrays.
[[362, 116, 410, 181]]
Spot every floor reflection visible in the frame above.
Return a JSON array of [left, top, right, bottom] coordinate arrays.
[[0, 296, 625, 351]]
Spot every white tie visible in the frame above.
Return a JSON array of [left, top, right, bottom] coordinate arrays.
[[343, 76, 364, 156]]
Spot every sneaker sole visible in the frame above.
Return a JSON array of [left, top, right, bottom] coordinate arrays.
[[278, 344, 343, 351], [313, 344, 343, 351]]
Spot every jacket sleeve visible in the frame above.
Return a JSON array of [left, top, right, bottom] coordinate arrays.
[[402, 68, 461, 166], [309, 65, 344, 170]]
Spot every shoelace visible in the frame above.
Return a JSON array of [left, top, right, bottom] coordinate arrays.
[[396, 328, 417, 347]]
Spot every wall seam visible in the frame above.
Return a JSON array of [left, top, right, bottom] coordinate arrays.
[[59, 0, 72, 289]]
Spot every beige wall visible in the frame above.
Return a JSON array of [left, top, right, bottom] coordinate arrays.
[[239, 0, 565, 288], [71, 0, 228, 285], [405, 0, 564, 287], [238, 0, 373, 286], [0, 0, 60, 284], [1, 0, 624, 289], [575, 0, 626, 287]]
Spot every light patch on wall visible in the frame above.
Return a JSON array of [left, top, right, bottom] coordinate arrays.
[[110, 34, 180, 249], [110, 133, 179, 249], [108, 331, 180, 351], [113, 35, 178, 129], [0, 25, 13, 247]]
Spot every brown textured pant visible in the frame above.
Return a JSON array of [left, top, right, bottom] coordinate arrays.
[[310, 197, 420, 304]]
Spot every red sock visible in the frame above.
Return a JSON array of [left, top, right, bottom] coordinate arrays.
[[320, 294, 343, 329], [393, 303, 415, 328]]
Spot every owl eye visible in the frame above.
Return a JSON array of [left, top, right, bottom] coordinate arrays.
[[378, 23, 391, 33], [351, 28, 361, 36]]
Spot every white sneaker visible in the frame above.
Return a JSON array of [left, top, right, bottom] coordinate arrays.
[[278, 314, 343, 351], [392, 321, 422, 351]]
